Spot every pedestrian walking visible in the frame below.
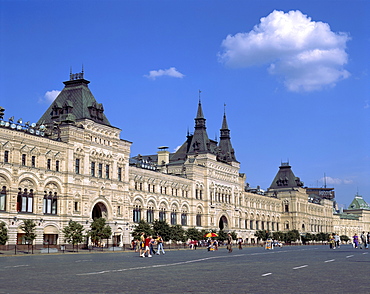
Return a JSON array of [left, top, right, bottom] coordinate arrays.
[[360, 232, 367, 249], [227, 233, 233, 253], [149, 236, 156, 255], [139, 232, 145, 257], [353, 233, 359, 248], [334, 233, 341, 249], [367, 232, 370, 248], [156, 235, 165, 255], [142, 235, 152, 257], [238, 238, 243, 250]]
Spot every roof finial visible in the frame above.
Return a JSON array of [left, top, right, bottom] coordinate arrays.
[[198, 90, 201, 103], [224, 103, 226, 115]]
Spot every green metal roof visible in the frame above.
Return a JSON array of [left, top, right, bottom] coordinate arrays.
[[38, 73, 111, 126]]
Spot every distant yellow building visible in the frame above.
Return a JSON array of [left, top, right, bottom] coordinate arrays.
[[0, 72, 368, 245]]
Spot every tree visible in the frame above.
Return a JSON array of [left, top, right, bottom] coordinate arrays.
[[63, 220, 85, 250], [170, 225, 186, 242], [186, 227, 203, 241], [217, 230, 228, 241], [0, 221, 8, 245], [254, 230, 269, 242], [88, 218, 112, 246], [131, 220, 153, 240], [152, 220, 171, 241], [284, 230, 300, 243], [340, 235, 350, 243], [20, 219, 37, 245]]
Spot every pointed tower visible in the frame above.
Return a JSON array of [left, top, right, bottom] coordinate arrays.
[[187, 100, 215, 154], [217, 106, 237, 163], [37, 71, 111, 126]]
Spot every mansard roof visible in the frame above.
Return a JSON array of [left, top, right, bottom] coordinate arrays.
[[347, 194, 370, 210], [269, 162, 304, 189], [38, 72, 111, 126]]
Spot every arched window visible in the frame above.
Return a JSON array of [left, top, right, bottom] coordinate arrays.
[[17, 188, 33, 213], [133, 204, 141, 223], [0, 186, 6, 211], [147, 205, 154, 223], [159, 207, 166, 222], [196, 213, 202, 227], [43, 191, 57, 215], [171, 208, 177, 225], [181, 208, 188, 226]]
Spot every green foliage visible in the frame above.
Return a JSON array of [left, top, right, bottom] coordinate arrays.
[[272, 231, 285, 241], [152, 220, 171, 241], [63, 220, 85, 245], [217, 230, 228, 241], [314, 232, 329, 242], [284, 230, 300, 243], [20, 219, 37, 244], [88, 218, 112, 246], [170, 225, 186, 242], [131, 220, 153, 240], [0, 221, 8, 245], [254, 230, 269, 241], [340, 235, 350, 243], [186, 227, 203, 241]]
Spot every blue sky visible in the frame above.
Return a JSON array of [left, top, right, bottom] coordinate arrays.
[[0, 0, 369, 207]]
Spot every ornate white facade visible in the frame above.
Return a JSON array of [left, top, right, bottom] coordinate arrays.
[[0, 73, 369, 245]]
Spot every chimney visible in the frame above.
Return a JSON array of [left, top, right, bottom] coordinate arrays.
[[157, 146, 169, 165]]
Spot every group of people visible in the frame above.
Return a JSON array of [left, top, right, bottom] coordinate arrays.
[[352, 232, 370, 249], [328, 233, 341, 249], [133, 232, 165, 257]]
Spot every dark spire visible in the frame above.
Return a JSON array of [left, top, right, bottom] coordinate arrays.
[[217, 105, 237, 163]]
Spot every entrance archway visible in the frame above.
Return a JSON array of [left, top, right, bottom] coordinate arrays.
[[219, 215, 228, 230], [92, 202, 108, 220]]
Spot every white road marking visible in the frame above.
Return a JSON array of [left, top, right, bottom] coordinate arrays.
[[324, 259, 335, 263], [293, 265, 308, 270], [76, 247, 321, 276], [346, 255, 354, 258], [261, 273, 272, 277], [4, 265, 29, 268]]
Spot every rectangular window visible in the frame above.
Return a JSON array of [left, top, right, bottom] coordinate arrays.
[[171, 212, 177, 225], [32, 156, 36, 168], [118, 167, 122, 181], [250, 220, 254, 230], [159, 210, 166, 222], [117, 206, 121, 215], [91, 162, 95, 177], [22, 154, 26, 166], [4, 150, 9, 163], [196, 214, 202, 227], [98, 163, 103, 178], [0, 187, 6, 211], [105, 164, 109, 179], [74, 201, 79, 211], [181, 213, 187, 226], [47, 158, 51, 170], [56, 160, 60, 172], [75, 159, 80, 174]]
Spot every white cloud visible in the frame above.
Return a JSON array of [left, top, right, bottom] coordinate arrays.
[[218, 10, 350, 92], [39, 90, 61, 104], [144, 67, 185, 80], [321, 176, 353, 185]]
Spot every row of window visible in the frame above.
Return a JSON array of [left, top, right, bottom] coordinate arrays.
[[134, 182, 189, 197], [75, 159, 123, 181], [0, 187, 58, 215], [132, 207, 202, 226], [2, 151, 61, 171]]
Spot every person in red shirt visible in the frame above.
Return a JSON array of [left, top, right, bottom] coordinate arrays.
[[142, 235, 152, 257]]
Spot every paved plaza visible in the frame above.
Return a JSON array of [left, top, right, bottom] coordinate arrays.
[[0, 245, 369, 293]]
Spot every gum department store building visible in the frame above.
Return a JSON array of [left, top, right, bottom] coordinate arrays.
[[0, 72, 369, 246]]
